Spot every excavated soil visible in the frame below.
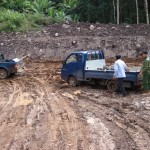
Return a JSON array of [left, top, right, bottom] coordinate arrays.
[[0, 61, 150, 150], [1, 23, 150, 61]]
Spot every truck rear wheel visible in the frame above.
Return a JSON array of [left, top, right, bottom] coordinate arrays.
[[0, 69, 8, 79], [107, 80, 117, 92], [68, 76, 78, 87]]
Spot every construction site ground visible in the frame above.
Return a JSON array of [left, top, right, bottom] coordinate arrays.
[[0, 59, 150, 150]]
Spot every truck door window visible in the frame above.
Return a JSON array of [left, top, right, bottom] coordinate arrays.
[[66, 55, 76, 64], [76, 54, 82, 62], [66, 54, 82, 64]]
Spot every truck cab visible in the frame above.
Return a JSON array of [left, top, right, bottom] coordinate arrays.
[[61, 50, 105, 86]]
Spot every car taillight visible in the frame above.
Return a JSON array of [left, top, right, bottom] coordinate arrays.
[[14, 64, 17, 69]]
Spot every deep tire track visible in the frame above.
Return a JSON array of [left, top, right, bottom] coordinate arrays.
[[0, 73, 89, 150]]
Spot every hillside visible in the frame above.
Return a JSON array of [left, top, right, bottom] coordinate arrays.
[[0, 23, 150, 61]]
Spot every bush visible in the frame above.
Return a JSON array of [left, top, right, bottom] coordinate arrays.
[[0, 9, 25, 31], [0, 0, 79, 32], [0, 9, 58, 32]]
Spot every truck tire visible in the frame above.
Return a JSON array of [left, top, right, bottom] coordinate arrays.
[[107, 80, 117, 92], [68, 76, 78, 87], [0, 68, 8, 79]]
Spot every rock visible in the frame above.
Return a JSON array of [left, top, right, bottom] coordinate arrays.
[[136, 44, 141, 48], [89, 25, 95, 31], [72, 40, 77, 46], [106, 117, 113, 121], [57, 43, 61, 46], [62, 92, 74, 100], [97, 27, 102, 30], [52, 76, 57, 80], [55, 33, 59, 37], [61, 112, 68, 120], [74, 90, 81, 96], [39, 49, 43, 53], [111, 26, 117, 30], [28, 38, 32, 42], [95, 94, 99, 98], [43, 30, 47, 33], [62, 24, 70, 29], [0, 43, 4, 46], [65, 20, 70, 24], [126, 25, 130, 28], [77, 27, 81, 31], [60, 83, 69, 89]]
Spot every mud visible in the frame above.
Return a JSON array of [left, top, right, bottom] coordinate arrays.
[[0, 61, 150, 150]]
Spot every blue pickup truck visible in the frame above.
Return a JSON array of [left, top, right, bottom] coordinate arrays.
[[0, 53, 23, 79], [61, 50, 141, 91]]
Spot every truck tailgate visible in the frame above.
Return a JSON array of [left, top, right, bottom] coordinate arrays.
[[13, 58, 24, 73]]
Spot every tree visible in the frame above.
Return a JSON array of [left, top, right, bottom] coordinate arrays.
[[113, 0, 116, 23], [117, 0, 119, 24], [135, 0, 139, 24], [144, 0, 149, 24]]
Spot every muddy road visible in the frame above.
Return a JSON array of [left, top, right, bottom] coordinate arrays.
[[0, 62, 150, 150]]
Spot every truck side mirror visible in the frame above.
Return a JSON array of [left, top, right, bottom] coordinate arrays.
[[62, 60, 66, 65], [0, 53, 4, 61]]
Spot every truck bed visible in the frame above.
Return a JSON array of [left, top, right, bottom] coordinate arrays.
[[0, 58, 24, 79], [84, 70, 139, 81]]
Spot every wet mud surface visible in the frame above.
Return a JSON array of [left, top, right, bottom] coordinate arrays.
[[0, 62, 150, 150]]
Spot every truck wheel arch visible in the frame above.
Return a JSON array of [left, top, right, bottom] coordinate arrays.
[[0, 68, 8, 79], [106, 80, 117, 92], [67, 75, 78, 87]]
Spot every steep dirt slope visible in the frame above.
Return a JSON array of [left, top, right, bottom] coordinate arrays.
[[0, 23, 150, 61]]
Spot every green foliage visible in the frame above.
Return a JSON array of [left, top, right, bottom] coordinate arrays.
[[0, 0, 33, 12], [31, 0, 55, 14], [0, 9, 25, 31], [0, 0, 149, 32], [75, 0, 114, 23], [0, 9, 55, 32], [0, 0, 77, 32], [75, 0, 150, 24], [57, 0, 78, 21]]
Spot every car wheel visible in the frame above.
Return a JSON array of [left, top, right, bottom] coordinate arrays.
[[68, 76, 77, 87], [107, 80, 117, 92], [0, 69, 8, 79]]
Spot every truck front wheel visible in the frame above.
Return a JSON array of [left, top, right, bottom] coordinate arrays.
[[68, 76, 78, 87], [0, 69, 8, 79], [107, 80, 117, 92]]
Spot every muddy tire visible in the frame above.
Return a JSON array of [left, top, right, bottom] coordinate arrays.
[[0, 69, 8, 79], [68, 76, 78, 87], [107, 80, 117, 92]]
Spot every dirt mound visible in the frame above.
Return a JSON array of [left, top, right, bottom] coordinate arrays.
[[44, 22, 150, 37], [0, 23, 150, 61]]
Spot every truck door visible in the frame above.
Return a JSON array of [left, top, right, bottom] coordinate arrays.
[[61, 53, 84, 81]]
